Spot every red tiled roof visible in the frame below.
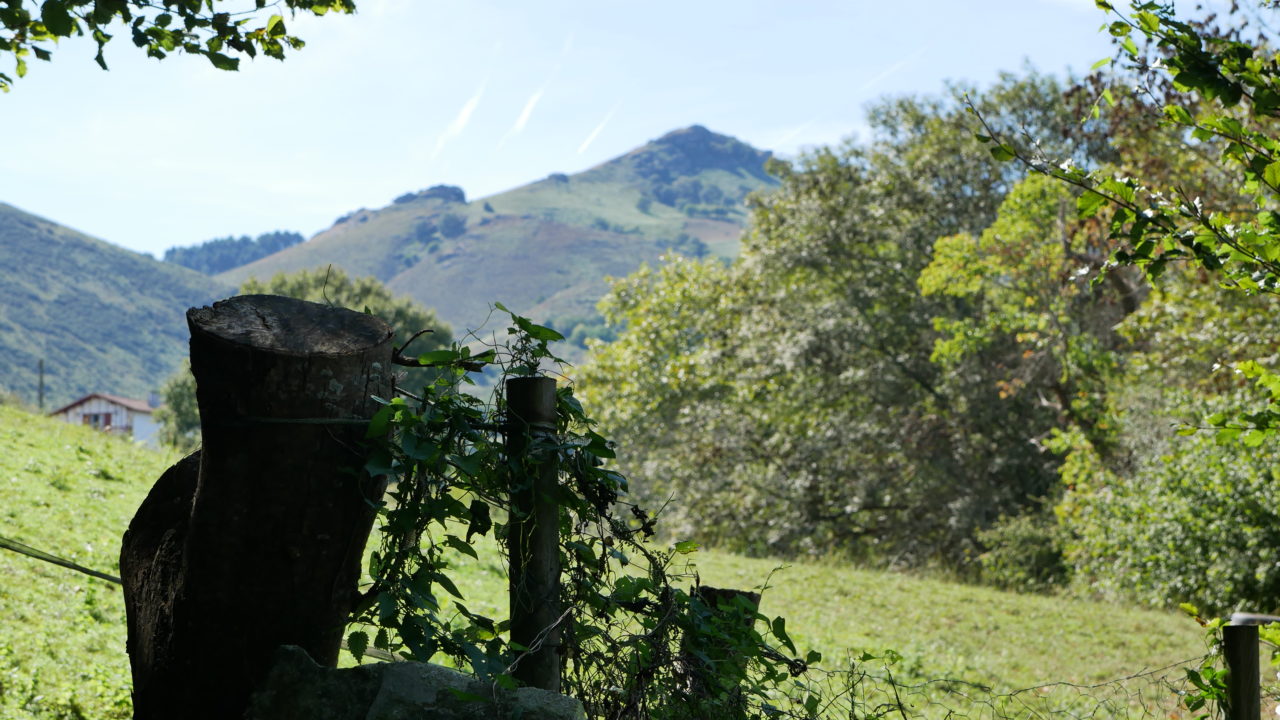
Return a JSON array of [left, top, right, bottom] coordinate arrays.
[[49, 393, 155, 416]]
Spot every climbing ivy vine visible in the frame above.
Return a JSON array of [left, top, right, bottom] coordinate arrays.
[[346, 306, 819, 718]]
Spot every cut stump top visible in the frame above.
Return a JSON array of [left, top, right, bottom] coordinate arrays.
[[187, 295, 393, 356]]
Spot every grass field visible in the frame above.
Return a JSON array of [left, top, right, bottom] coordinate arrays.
[[0, 404, 1207, 719]]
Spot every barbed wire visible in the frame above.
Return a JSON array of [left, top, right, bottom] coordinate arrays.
[[745, 653, 1215, 720]]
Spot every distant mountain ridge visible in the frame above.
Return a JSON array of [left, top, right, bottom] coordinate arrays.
[[164, 230, 304, 275], [0, 203, 229, 407], [219, 125, 779, 336], [0, 126, 776, 405]]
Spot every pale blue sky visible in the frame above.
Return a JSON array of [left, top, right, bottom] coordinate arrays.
[[0, 0, 1122, 257]]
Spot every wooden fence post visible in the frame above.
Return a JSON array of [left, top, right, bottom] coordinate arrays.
[[1224, 623, 1261, 720], [505, 376, 562, 692], [120, 295, 395, 720]]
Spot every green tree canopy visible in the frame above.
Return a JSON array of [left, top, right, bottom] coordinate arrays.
[[0, 0, 354, 90], [976, 0, 1280, 440], [958, 1, 1280, 609], [578, 73, 1117, 565]]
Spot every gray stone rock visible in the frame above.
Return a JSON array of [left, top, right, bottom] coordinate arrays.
[[245, 645, 586, 720]]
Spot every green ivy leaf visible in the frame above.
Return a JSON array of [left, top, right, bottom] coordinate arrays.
[[365, 405, 394, 439], [494, 674, 518, 691], [584, 430, 615, 459], [432, 572, 465, 600], [448, 452, 481, 477], [772, 616, 797, 655], [513, 314, 565, 341], [417, 349, 461, 365], [377, 591, 397, 624], [40, 0, 73, 37], [1263, 162, 1280, 190], [1077, 190, 1108, 219], [1162, 104, 1193, 125], [465, 500, 491, 542], [207, 51, 239, 71], [444, 534, 479, 559], [1242, 429, 1268, 447], [266, 14, 286, 37], [346, 630, 368, 662], [989, 144, 1016, 162]]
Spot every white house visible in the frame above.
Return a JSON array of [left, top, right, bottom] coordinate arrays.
[[50, 393, 160, 446]]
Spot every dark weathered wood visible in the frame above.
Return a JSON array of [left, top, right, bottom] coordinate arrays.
[[120, 294, 395, 720], [120, 449, 200, 714], [506, 376, 562, 692], [1224, 624, 1261, 720]]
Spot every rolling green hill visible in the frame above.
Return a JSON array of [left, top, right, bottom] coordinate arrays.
[[0, 126, 773, 408], [0, 204, 231, 408], [0, 404, 1204, 719], [218, 126, 779, 335]]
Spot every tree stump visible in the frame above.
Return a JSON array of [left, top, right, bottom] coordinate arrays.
[[120, 295, 395, 720]]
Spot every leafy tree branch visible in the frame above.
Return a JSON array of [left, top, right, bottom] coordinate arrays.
[[0, 0, 355, 90]]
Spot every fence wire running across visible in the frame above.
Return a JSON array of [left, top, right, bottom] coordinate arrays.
[[747, 653, 1215, 720]]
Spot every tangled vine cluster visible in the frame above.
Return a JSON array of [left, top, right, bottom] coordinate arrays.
[[345, 307, 816, 718]]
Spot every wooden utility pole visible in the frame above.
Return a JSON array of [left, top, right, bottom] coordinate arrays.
[[505, 376, 562, 692], [120, 295, 395, 720]]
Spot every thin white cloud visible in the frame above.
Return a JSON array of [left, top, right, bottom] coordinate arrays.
[[577, 102, 621, 155], [856, 48, 927, 94], [774, 121, 813, 148], [513, 89, 544, 134], [433, 84, 485, 159], [496, 88, 546, 151]]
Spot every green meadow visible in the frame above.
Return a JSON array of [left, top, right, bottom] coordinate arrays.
[[0, 404, 1203, 719]]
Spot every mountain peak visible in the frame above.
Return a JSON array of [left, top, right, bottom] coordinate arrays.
[[610, 125, 773, 185], [655, 124, 715, 142]]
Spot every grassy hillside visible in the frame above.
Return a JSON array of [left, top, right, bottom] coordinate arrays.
[[0, 404, 175, 719], [0, 404, 1205, 719], [217, 126, 779, 335], [0, 204, 231, 408]]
